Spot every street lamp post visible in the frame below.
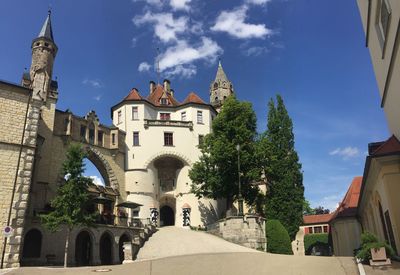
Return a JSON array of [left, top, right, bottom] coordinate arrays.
[[236, 144, 244, 216]]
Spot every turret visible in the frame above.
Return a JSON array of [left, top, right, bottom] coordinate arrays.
[[209, 61, 234, 112], [26, 10, 58, 102]]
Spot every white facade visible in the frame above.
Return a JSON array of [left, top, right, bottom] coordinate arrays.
[[111, 82, 226, 227]]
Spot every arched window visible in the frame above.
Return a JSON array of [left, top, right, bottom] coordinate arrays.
[[22, 229, 42, 258], [213, 83, 218, 89]]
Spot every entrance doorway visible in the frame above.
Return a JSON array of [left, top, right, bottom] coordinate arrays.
[[75, 231, 92, 266], [118, 234, 131, 264], [100, 233, 113, 265], [22, 229, 42, 259], [160, 205, 175, 226]]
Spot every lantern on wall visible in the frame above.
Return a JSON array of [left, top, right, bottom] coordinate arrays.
[[182, 203, 191, 227]]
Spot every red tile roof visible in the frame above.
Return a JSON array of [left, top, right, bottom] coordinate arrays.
[[303, 214, 333, 225], [370, 135, 400, 156], [146, 84, 180, 107], [331, 176, 362, 221], [124, 88, 142, 100], [183, 92, 206, 104]]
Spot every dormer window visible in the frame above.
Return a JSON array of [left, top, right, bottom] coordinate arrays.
[[213, 83, 218, 89], [160, 98, 169, 105]]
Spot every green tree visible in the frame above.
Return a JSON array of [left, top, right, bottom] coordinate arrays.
[[260, 95, 304, 239], [189, 96, 260, 209], [41, 144, 96, 267], [303, 199, 315, 215]]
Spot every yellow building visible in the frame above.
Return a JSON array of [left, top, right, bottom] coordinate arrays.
[[357, 0, 400, 138]]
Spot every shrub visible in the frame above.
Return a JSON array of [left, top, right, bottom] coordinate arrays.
[[356, 232, 395, 263], [304, 233, 329, 255], [266, 219, 293, 255]]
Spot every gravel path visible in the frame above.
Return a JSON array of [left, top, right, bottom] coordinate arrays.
[[136, 226, 258, 260]]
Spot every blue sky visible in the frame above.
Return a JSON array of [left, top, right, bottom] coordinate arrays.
[[1, 0, 389, 210]]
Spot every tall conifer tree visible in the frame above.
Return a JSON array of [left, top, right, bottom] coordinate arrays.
[[261, 95, 304, 239]]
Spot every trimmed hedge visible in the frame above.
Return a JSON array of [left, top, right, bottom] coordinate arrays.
[[304, 233, 329, 254], [266, 219, 293, 255]]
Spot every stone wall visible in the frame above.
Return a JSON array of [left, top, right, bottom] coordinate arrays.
[[0, 81, 42, 268], [207, 215, 267, 251]]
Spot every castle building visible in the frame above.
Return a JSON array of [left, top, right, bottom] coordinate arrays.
[[111, 80, 227, 227], [0, 11, 234, 267]]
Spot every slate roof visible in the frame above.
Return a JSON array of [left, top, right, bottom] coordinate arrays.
[[38, 11, 54, 41]]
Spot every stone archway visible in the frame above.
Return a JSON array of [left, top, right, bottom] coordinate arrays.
[[75, 230, 93, 266], [99, 232, 113, 265], [160, 205, 175, 226], [118, 233, 131, 264], [21, 229, 42, 260], [83, 146, 119, 189]]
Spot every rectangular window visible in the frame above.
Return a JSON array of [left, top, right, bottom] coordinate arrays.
[[112, 133, 116, 145], [160, 98, 168, 105], [160, 113, 171, 120], [197, 111, 203, 124], [164, 132, 173, 146], [314, 226, 322, 234], [308, 227, 313, 234], [181, 111, 186, 121], [198, 135, 204, 146], [133, 132, 140, 146], [80, 125, 86, 142], [380, 0, 391, 39], [98, 131, 103, 147], [323, 226, 328, 233], [132, 106, 139, 120], [117, 110, 122, 124], [89, 128, 95, 144]]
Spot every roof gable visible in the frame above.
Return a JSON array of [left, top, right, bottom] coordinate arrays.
[[124, 88, 142, 100], [146, 85, 180, 107], [331, 176, 362, 220], [183, 92, 205, 104], [370, 135, 400, 156]]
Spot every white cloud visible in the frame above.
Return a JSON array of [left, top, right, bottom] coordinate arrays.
[[158, 37, 222, 72], [329, 147, 360, 159], [311, 194, 342, 212], [138, 62, 152, 72], [133, 12, 188, 43], [164, 64, 197, 78], [211, 6, 272, 39], [82, 78, 103, 88], [169, 0, 191, 11], [246, 0, 271, 5], [93, 95, 102, 101], [131, 37, 138, 48], [90, 176, 105, 186], [244, 46, 269, 56]]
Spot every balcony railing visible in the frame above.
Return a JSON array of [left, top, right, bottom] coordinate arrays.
[[144, 119, 193, 130], [96, 214, 151, 228]]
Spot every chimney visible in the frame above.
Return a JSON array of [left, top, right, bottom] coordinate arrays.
[[163, 79, 170, 92], [170, 89, 174, 98], [149, 81, 155, 94]]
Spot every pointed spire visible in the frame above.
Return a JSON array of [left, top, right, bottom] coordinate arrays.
[[215, 60, 229, 82], [38, 9, 54, 41]]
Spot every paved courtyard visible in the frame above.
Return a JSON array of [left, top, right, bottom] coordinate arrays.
[[1, 226, 360, 275]]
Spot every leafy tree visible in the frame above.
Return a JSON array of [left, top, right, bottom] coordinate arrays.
[[266, 219, 293, 255], [314, 206, 330, 215], [189, 96, 261, 209], [303, 199, 315, 215], [260, 95, 304, 240], [41, 144, 96, 267]]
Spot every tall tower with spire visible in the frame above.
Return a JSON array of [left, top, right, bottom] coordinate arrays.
[[209, 61, 234, 112], [25, 10, 58, 102]]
